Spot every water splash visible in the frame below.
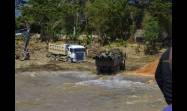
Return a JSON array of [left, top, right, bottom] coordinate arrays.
[[76, 77, 154, 90]]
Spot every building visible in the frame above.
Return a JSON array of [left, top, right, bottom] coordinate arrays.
[[134, 29, 144, 42]]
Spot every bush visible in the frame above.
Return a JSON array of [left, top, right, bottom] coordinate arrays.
[[114, 40, 127, 47]]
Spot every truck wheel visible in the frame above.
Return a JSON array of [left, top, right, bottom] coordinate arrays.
[[116, 65, 120, 72], [68, 57, 73, 63], [50, 54, 56, 61], [96, 67, 101, 75], [46, 53, 52, 58], [56, 57, 59, 61], [120, 63, 125, 70], [111, 67, 115, 73], [97, 67, 105, 74], [111, 66, 119, 74], [56, 55, 60, 61]]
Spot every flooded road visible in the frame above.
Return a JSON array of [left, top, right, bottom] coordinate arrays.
[[15, 71, 166, 111]]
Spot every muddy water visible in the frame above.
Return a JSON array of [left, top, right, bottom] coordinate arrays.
[[15, 71, 166, 111]]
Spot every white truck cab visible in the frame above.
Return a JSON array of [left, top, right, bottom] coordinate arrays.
[[66, 44, 86, 62], [48, 43, 86, 62]]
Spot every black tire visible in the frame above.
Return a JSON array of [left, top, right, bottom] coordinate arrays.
[[109, 65, 119, 74], [120, 63, 125, 70], [68, 57, 73, 63], [50, 54, 56, 61], [55, 55, 61, 61], [55, 57, 59, 61], [120, 59, 126, 70], [96, 67, 101, 75], [65, 57, 69, 62], [46, 53, 52, 58], [111, 66, 115, 73], [116, 65, 120, 72]]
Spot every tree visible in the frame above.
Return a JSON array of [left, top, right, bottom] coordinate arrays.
[[142, 13, 160, 55], [20, 0, 84, 42], [147, 0, 172, 38], [17, 0, 172, 49], [85, 0, 140, 45]]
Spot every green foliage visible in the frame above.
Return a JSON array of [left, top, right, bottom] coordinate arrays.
[[20, 0, 84, 41], [142, 13, 160, 55], [15, 16, 27, 29], [16, 0, 172, 50], [147, 0, 172, 37], [143, 13, 160, 42], [85, 34, 92, 45], [85, 0, 140, 42]]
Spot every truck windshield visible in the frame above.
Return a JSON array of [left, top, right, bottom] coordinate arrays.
[[70, 48, 85, 52]]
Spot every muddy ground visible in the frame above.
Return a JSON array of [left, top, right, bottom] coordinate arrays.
[[16, 71, 166, 111], [15, 39, 166, 111]]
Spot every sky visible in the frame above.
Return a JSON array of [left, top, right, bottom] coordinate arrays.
[[15, 0, 29, 17]]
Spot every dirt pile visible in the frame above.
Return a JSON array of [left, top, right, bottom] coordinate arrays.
[[134, 59, 159, 76]]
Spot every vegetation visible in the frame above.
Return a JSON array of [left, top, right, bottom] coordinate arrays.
[[142, 13, 160, 54], [16, 0, 172, 54]]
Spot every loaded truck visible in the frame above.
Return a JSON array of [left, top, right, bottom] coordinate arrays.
[[94, 49, 126, 74], [47, 43, 86, 62]]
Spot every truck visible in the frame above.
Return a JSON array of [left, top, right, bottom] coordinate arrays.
[[47, 43, 86, 62], [94, 49, 126, 74]]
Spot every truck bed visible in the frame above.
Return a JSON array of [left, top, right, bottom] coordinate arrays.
[[48, 43, 66, 55]]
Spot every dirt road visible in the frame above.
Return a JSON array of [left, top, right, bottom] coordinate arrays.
[[15, 70, 166, 111]]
